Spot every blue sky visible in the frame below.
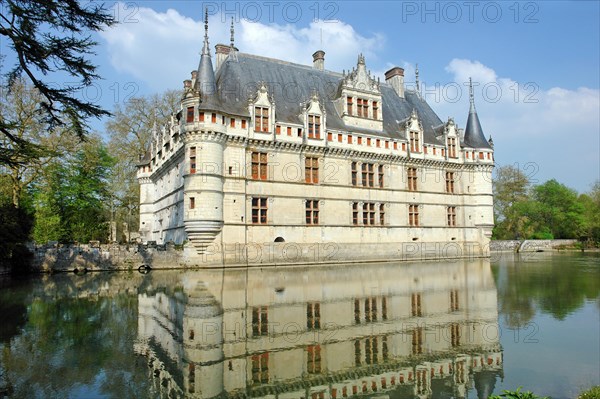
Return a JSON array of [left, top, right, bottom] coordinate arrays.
[[3, 1, 599, 192]]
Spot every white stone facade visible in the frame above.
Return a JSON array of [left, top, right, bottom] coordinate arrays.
[[137, 22, 494, 266]]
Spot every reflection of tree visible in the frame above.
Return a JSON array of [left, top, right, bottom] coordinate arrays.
[[1, 293, 150, 398], [493, 254, 600, 327]]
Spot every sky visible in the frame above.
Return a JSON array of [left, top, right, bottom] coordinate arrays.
[[3, 1, 599, 192]]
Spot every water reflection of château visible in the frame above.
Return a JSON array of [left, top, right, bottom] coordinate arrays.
[[134, 260, 503, 398]]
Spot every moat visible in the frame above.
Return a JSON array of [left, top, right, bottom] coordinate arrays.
[[1, 252, 598, 398]]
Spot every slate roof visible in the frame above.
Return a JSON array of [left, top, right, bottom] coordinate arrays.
[[206, 52, 447, 145], [463, 99, 493, 149]]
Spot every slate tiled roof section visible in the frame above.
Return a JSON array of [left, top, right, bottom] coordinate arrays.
[[463, 78, 493, 149], [209, 52, 446, 145]]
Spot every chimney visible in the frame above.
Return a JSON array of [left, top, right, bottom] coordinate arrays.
[[312, 50, 325, 70], [215, 44, 231, 71], [385, 67, 405, 98]]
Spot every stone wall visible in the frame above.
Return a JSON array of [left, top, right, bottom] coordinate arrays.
[[490, 239, 578, 252], [30, 241, 492, 272]]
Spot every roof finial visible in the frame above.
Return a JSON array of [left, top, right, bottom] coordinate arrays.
[[230, 16, 235, 48], [469, 77, 475, 110], [202, 8, 210, 56], [415, 63, 420, 93]]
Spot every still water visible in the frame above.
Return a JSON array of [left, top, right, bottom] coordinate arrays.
[[0, 253, 598, 399]]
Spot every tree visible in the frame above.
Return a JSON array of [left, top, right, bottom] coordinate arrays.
[[0, 0, 115, 165], [32, 135, 115, 244], [0, 78, 75, 208], [492, 165, 531, 239], [579, 181, 600, 243], [531, 179, 584, 239], [105, 90, 180, 240]]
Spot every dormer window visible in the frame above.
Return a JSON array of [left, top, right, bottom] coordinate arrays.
[[410, 131, 420, 152], [357, 98, 368, 117], [447, 137, 457, 158], [347, 96, 353, 116], [373, 101, 378, 119], [308, 115, 321, 139], [254, 107, 269, 132]]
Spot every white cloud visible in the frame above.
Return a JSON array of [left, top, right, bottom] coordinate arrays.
[[435, 58, 600, 190], [99, 4, 383, 90]]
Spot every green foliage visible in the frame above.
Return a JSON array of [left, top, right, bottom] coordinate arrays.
[[31, 136, 115, 244], [493, 168, 597, 242], [489, 387, 549, 399], [0, 202, 34, 272], [579, 386, 600, 399], [0, 1, 115, 166]]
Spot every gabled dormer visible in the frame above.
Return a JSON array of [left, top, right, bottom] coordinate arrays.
[[336, 54, 383, 131], [443, 117, 460, 159], [302, 91, 326, 141], [404, 109, 423, 154], [249, 82, 275, 134]]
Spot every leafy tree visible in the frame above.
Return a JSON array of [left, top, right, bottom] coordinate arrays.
[[105, 90, 180, 241], [580, 181, 600, 243], [0, 0, 115, 165], [0, 78, 75, 208], [492, 165, 531, 239], [32, 135, 115, 244], [530, 179, 585, 239]]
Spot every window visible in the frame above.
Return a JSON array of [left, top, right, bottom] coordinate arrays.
[[348, 134, 353, 144], [287, 126, 292, 136], [364, 297, 377, 322], [275, 125, 281, 135], [254, 107, 269, 132], [338, 133, 343, 143], [409, 131, 420, 152], [379, 204, 385, 225], [447, 206, 457, 227], [252, 197, 268, 224], [447, 137, 457, 157], [376, 139, 380, 147], [450, 323, 461, 347], [297, 128, 302, 137], [411, 293, 422, 317], [479, 151, 484, 159], [385, 140, 389, 149], [354, 299, 361, 324], [351, 162, 358, 186], [347, 96, 353, 115], [222, 115, 225, 124], [407, 167, 418, 191], [365, 337, 378, 365], [450, 290, 459, 312], [306, 200, 319, 225], [358, 136, 362, 145], [308, 115, 321, 139], [307, 302, 320, 330], [446, 171, 455, 193], [357, 98, 368, 117], [190, 147, 196, 174], [251, 152, 267, 180], [382, 297, 387, 320], [199, 112, 205, 122], [251, 353, 269, 384], [327, 132, 332, 142], [307, 345, 321, 374], [367, 137, 371, 146], [352, 202, 359, 225], [402, 142, 406, 151], [252, 306, 268, 336], [362, 163, 374, 187], [241, 119, 247, 129], [363, 202, 375, 225], [211, 113, 216, 123], [393, 142, 398, 150], [230, 118, 235, 128], [373, 101, 378, 119], [189, 197, 195, 209], [409, 204, 419, 226], [412, 327, 423, 355], [378, 165, 384, 187], [186, 107, 194, 123], [305, 157, 319, 184]]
